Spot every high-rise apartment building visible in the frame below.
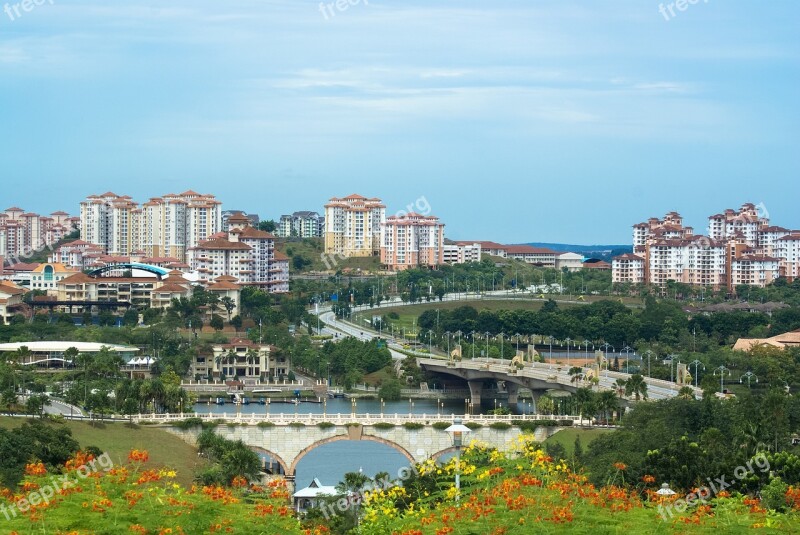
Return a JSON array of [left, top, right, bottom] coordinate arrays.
[[79, 190, 222, 261], [614, 203, 798, 290], [187, 214, 289, 292], [0, 206, 76, 263], [380, 213, 445, 271], [277, 211, 324, 238], [324, 194, 385, 257]]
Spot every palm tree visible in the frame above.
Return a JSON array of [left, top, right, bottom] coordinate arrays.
[[677, 386, 695, 400], [245, 349, 259, 377], [738, 421, 767, 458], [573, 388, 596, 425], [221, 296, 236, 323], [624, 374, 648, 401], [597, 390, 619, 423], [614, 378, 627, 398], [226, 349, 237, 379]]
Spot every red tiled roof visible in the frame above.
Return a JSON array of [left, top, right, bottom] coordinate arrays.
[[506, 245, 558, 255], [195, 239, 251, 251]]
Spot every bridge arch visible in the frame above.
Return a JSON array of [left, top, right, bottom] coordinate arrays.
[[430, 446, 459, 463], [288, 434, 416, 477], [248, 446, 289, 475], [86, 262, 170, 279]]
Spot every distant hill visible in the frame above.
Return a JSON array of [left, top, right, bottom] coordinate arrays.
[[524, 242, 632, 262]]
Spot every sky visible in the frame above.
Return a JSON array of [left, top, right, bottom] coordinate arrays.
[[1, 0, 798, 244]]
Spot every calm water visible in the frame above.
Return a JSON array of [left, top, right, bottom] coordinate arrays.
[[193, 397, 526, 488]]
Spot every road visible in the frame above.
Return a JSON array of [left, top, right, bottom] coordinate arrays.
[[311, 299, 697, 400]]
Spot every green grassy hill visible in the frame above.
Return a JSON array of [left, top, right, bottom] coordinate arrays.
[[0, 417, 205, 487]]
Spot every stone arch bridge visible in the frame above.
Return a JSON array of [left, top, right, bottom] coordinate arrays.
[[145, 412, 573, 482]]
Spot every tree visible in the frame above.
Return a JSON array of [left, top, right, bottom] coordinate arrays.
[[123, 309, 139, 327], [378, 379, 403, 401], [25, 394, 50, 417], [258, 220, 277, 233], [221, 297, 236, 322], [614, 378, 627, 398], [625, 374, 648, 401], [536, 395, 555, 415], [596, 390, 619, 422], [210, 315, 224, 331]]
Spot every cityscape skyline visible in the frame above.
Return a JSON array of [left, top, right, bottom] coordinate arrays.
[[2, 1, 798, 243]]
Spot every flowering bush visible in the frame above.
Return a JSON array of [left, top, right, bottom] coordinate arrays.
[[1, 450, 301, 534]]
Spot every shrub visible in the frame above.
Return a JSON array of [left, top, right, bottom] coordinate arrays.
[[373, 422, 395, 430], [489, 422, 512, 431], [317, 422, 336, 430], [256, 422, 275, 429], [512, 420, 538, 433], [432, 422, 451, 430], [558, 420, 574, 427], [402, 422, 424, 431], [173, 417, 204, 430], [288, 422, 305, 428], [465, 422, 483, 430]]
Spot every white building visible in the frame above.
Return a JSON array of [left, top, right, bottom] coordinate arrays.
[[188, 216, 289, 292], [555, 252, 584, 272], [776, 232, 800, 282], [277, 211, 324, 238], [443, 242, 482, 264], [80, 190, 223, 261]]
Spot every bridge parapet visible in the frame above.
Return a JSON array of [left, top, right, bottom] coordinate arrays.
[[132, 412, 581, 425]]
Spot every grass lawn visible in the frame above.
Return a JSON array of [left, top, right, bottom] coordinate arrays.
[[0, 417, 206, 487], [543, 427, 615, 456]]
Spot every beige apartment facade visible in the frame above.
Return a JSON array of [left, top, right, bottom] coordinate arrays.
[[380, 213, 445, 271], [324, 194, 386, 258]]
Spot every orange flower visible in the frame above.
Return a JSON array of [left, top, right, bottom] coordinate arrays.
[[25, 462, 47, 476], [613, 462, 627, 471], [128, 449, 150, 463], [642, 474, 656, 484]]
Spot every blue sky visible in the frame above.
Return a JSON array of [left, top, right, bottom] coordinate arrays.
[[1, 0, 798, 243]]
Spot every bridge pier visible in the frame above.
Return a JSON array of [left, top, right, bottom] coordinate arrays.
[[467, 380, 483, 406], [506, 383, 520, 405]]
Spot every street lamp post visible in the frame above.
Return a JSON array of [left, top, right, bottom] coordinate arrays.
[[484, 332, 490, 363], [548, 336, 554, 365], [621, 345, 633, 374], [497, 333, 505, 360], [583, 339, 592, 360], [668, 354, 680, 383], [565, 338, 572, 362], [713, 365, 731, 393], [445, 418, 472, 503], [644, 350, 654, 378], [740, 371, 758, 389], [689, 360, 705, 388]]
